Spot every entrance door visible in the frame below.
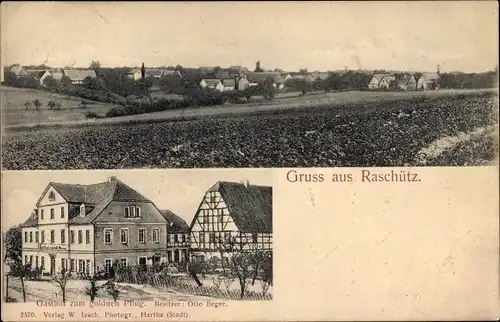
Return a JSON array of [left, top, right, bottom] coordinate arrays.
[[50, 256, 56, 275], [138, 257, 147, 266]]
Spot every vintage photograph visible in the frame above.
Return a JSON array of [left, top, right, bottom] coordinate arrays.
[[1, 1, 498, 169], [2, 171, 273, 303]]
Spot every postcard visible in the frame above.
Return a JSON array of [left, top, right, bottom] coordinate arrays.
[[1, 1, 498, 321]]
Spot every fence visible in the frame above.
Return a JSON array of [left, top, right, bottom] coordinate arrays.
[[115, 271, 272, 301]]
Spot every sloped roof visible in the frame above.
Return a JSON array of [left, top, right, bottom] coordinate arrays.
[[246, 72, 284, 84], [145, 68, 165, 77], [29, 178, 151, 225], [310, 72, 330, 80], [63, 69, 97, 81], [292, 75, 306, 80], [222, 79, 236, 87], [160, 210, 189, 233], [21, 215, 38, 228], [210, 181, 272, 233], [420, 72, 440, 81], [201, 79, 222, 87], [164, 70, 182, 77]]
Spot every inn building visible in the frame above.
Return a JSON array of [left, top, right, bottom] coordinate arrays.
[[189, 181, 273, 260], [20, 177, 169, 275]]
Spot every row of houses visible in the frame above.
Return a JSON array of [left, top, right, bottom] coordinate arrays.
[[9, 66, 97, 85], [20, 177, 273, 275], [367, 72, 440, 90]]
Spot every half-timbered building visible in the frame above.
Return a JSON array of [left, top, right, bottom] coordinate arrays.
[[189, 181, 272, 260], [160, 210, 190, 263]]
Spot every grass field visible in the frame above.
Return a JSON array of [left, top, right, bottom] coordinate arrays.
[[2, 90, 497, 169], [2, 86, 495, 129], [0, 85, 113, 126]]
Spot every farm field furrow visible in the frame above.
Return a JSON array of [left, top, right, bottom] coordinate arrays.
[[2, 94, 497, 169]]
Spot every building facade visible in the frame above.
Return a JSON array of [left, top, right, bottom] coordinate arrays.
[[189, 181, 273, 260], [21, 177, 169, 276], [161, 210, 190, 263]]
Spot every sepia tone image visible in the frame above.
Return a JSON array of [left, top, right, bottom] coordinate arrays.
[[0, 1, 498, 170], [2, 170, 273, 305]]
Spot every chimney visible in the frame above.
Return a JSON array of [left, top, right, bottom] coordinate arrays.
[[80, 203, 86, 217], [108, 176, 117, 182]]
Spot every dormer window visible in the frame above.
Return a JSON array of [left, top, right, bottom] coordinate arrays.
[[80, 204, 86, 217], [125, 205, 141, 218], [48, 191, 55, 201]]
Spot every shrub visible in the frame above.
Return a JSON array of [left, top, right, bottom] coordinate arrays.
[[105, 106, 128, 118], [84, 112, 100, 119]]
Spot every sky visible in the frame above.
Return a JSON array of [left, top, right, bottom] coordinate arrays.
[[1, 1, 498, 73], [1, 169, 273, 231]]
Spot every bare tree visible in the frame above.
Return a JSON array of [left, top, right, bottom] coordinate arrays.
[[52, 268, 72, 303]]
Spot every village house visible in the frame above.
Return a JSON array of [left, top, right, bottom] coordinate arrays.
[[189, 181, 273, 260], [236, 75, 250, 91], [246, 72, 285, 89], [368, 74, 396, 89], [160, 210, 190, 263], [226, 66, 248, 77], [309, 72, 331, 82], [127, 68, 182, 81], [417, 72, 440, 90], [406, 75, 418, 91], [62, 69, 97, 85], [199, 79, 224, 92], [20, 176, 169, 276], [222, 79, 236, 91]]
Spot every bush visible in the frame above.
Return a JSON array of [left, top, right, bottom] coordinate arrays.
[[84, 112, 101, 119], [105, 106, 128, 118]]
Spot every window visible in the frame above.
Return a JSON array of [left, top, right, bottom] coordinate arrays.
[[104, 229, 113, 245], [70, 230, 75, 244], [209, 192, 216, 203], [105, 259, 112, 273], [24, 255, 28, 264], [152, 229, 159, 243], [138, 256, 147, 266], [70, 259, 75, 271], [169, 234, 175, 243], [41, 256, 45, 268], [86, 230, 90, 244], [29, 255, 33, 265], [41, 231, 45, 243], [48, 191, 55, 201], [199, 232, 205, 243], [61, 207, 65, 218], [138, 228, 146, 243], [24, 232, 28, 243], [50, 208, 54, 219], [40, 209, 44, 220], [35, 231, 39, 243], [60, 229, 65, 244], [209, 232, 216, 242], [120, 228, 129, 244], [35, 256, 39, 267], [131, 206, 136, 218], [50, 230, 55, 244], [61, 258, 66, 271], [29, 231, 33, 243], [124, 206, 130, 217], [177, 234, 182, 242], [78, 230, 83, 244], [252, 232, 258, 243], [78, 259, 84, 272], [120, 258, 128, 267], [136, 207, 141, 218], [224, 231, 231, 242], [86, 260, 90, 274]]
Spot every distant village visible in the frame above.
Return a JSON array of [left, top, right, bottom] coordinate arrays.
[[6, 61, 462, 93]]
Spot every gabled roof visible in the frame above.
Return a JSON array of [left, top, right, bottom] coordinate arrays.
[[30, 178, 151, 225], [246, 72, 284, 84], [145, 68, 165, 77], [201, 79, 222, 86], [209, 181, 272, 233], [222, 79, 236, 87], [309, 72, 330, 80], [63, 69, 97, 81], [160, 210, 189, 233], [164, 70, 182, 78], [419, 72, 440, 81], [292, 75, 306, 80]]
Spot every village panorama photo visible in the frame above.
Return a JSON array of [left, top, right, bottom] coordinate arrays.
[[2, 170, 273, 303], [1, 1, 498, 169]]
